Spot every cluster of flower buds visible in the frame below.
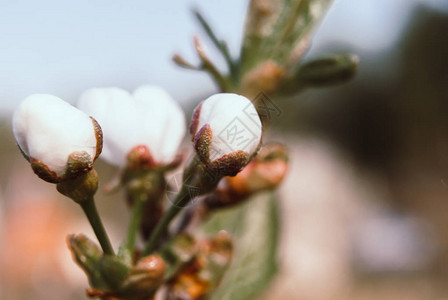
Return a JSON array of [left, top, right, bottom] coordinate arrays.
[[139, 92, 264, 256], [68, 230, 232, 300], [12, 86, 282, 299], [69, 234, 166, 300], [8, 1, 351, 298]]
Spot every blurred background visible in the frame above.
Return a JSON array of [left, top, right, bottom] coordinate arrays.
[[1, 0, 448, 299]]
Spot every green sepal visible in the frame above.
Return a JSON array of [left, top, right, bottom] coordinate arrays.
[[99, 255, 131, 289], [116, 244, 133, 266], [67, 234, 109, 290]]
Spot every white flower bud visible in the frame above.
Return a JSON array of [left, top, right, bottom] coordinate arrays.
[[77, 86, 186, 168], [13, 94, 102, 183], [190, 93, 262, 176]]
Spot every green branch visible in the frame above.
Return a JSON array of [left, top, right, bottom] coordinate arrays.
[[124, 196, 146, 254], [81, 199, 115, 256], [193, 10, 239, 83]]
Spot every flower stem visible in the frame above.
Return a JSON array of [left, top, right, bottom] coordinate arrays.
[[125, 196, 145, 254], [142, 185, 191, 256], [80, 198, 115, 255], [142, 157, 222, 256]]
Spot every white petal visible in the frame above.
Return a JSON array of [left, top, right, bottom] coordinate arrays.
[[78, 86, 186, 166], [133, 85, 186, 163], [197, 93, 262, 161], [78, 87, 139, 166], [13, 94, 98, 177]]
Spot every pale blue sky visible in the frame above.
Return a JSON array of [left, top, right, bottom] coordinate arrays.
[[0, 0, 446, 116]]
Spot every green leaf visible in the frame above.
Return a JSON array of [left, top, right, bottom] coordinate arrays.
[[193, 9, 238, 82], [295, 54, 359, 87], [200, 191, 280, 300], [241, 0, 333, 73]]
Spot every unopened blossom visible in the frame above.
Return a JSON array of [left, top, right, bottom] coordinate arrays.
[[204, 143, 288, 209], [77, 86, 186, 168], [190, 93, 262, 176], [12, 94, 102, 183], [225, 143, 288, 195]]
